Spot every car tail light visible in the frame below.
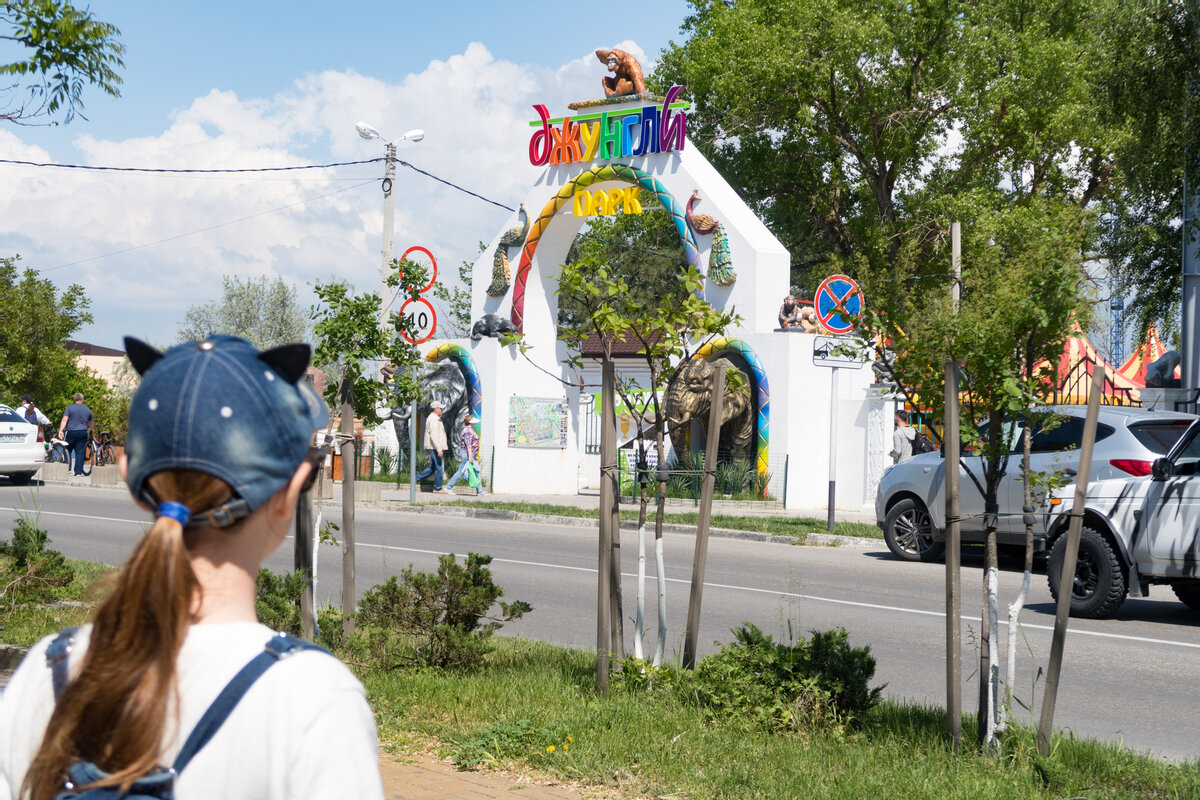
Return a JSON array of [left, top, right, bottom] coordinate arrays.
[[36, 427, 44, 443], [1110, 458, 1153, 476]]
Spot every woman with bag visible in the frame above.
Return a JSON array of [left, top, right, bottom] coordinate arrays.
[[443, 415, 483, 495], [0, 335, 384, 800]]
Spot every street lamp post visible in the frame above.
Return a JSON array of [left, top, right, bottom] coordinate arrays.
[[355, 122, 424, 330], [357, 122, 424, 503]]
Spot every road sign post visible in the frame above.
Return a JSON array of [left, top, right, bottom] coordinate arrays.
[[811, 337, 866, 531]]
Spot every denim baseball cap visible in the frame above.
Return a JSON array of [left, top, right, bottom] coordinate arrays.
[[123, 335, 329, 525]]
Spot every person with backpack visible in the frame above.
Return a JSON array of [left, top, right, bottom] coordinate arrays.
[[891, 410, 918, 463], [0, 335, 384, 800]]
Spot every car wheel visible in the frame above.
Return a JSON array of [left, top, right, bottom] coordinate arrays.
[[1171, 582, 1200, 611], [1047, 526, 1126, 619], [7, 471, 35, 486], [883, 498, 945, 563]]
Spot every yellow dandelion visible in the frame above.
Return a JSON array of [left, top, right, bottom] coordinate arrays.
[[567, 736, 573, 743], [563, 744, 569, 751], [546, 745, 556, 752]]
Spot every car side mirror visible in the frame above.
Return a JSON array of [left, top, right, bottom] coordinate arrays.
[[1151, 457, 1174, 481]]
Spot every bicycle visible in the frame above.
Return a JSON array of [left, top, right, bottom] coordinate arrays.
[[44, 427, 70, 464], [82, 430, 118, 476]]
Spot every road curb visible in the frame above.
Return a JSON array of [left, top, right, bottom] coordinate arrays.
[[382, 502, 882, 550]]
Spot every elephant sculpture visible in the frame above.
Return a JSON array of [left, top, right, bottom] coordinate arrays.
[[382, 361, 469, 467], [662, 356, 754, 459]]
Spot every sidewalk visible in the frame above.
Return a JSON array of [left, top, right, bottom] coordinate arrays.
[[379, 753, 595, 800]]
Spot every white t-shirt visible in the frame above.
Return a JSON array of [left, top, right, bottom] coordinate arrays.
[[0, 622, 383, 800]]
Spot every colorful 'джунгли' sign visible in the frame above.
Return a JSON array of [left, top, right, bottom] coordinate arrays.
[[529, 85, 688, 167]]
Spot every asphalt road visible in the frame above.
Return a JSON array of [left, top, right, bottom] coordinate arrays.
[[3, 482, 1199, 763]]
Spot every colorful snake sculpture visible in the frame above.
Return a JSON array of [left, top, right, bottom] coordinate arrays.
[[686, 190, 735, 286], [485, 204, 529, 297]]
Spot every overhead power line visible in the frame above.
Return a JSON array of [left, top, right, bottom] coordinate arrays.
[[3, 154, 687, 266]]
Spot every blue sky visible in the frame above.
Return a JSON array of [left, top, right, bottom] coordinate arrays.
[[1, 1, 694, 348]]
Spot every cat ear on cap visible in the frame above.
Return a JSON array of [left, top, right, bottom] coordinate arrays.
[[258, 343, 311, 384], [124, 337, 164, 376]]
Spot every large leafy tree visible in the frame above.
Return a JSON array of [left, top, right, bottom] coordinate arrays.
[[0, 255, 126, 434], [177, 275, 309, 350], [558, 195, 688, 330], [656, 0, 1141, 748], [1, 0, 124, 124]]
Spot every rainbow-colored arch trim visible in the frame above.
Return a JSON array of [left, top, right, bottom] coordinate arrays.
[[510, 163, 700, 332], [693, 338, 769, 483], [425, 343, 482, 435]]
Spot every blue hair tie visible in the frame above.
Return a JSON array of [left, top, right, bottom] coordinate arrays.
[[156, 501, 192, 527]]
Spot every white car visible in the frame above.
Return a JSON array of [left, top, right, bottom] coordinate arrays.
[[0, 404, 44, 485], [1045, 418, 1200, 618], [875, 406, 1197, 561]]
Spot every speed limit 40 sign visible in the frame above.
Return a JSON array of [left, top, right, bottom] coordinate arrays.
[[399, 296, 437, 345], [396, 245, 438, 344]]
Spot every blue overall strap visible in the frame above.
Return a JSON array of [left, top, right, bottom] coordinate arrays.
[[170, 633, 328, 774], [45, 627, 79, 700]]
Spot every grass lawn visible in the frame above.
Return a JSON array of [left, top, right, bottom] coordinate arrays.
[[4, 555, 1200, 799], [431, 500, 883, 541]]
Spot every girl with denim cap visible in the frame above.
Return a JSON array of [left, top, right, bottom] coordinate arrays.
[[0, 336, 383, 800]]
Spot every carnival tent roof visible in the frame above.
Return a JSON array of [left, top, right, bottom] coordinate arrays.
[[1040, 332, 1141, 405], [1116, 324, 1180, 387]]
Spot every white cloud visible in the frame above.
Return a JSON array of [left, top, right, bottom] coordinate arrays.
[[0, 41, 649, 347]]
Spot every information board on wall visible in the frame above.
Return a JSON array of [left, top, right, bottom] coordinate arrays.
[[508, 396, 569, 449]]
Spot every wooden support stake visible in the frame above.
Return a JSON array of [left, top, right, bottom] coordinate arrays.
[[683, 364, 726, 670], [944, 358, 962, 750], [1038, 365, 1105, 755], [596, 359, 615, 697], [340, 382, 356, 637]]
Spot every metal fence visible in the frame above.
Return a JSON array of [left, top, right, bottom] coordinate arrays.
[[615, 448, 788, 511]]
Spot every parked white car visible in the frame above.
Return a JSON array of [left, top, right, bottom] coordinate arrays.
[[875, 406, 1197, 562], [1045, 417, 1200, 618], [0, 404, 44, 485]]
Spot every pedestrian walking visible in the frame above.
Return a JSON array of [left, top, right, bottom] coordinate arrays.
[[414, 400, 448, 493], [18, 394, 50, 426], [0, 334, 384, 800], [890, 410, 917, 464], [444, 415, 483, 495], [58, 393, 93, 477]]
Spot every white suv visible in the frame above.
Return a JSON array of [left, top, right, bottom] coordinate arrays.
[[875, 406, 1196, 562], [1045, 417, 1200, 618]]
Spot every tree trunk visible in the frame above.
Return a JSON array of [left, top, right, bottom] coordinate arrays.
[[634, 441, 648, 662], [1004, 417, 1036, 731], [340, 381, 356, 637], [979, 521, 1000, 749]]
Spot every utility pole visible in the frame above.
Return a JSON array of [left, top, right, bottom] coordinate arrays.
[[378, 141, 397, 332], [945, 221, 963, 749]]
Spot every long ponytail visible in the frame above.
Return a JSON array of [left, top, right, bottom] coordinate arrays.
[[23, 470, 234, 800]]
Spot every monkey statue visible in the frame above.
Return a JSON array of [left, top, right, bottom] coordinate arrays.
[[595, 48, 647, 98]]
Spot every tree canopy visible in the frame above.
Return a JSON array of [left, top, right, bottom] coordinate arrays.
[[177, 275, 309, 350], [1, 0, 124, 124], [0, 255, 126, 434], [654, 0, 1197, 334]]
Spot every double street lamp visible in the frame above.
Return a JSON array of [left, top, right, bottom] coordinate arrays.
[[356, 122, 424, 329]]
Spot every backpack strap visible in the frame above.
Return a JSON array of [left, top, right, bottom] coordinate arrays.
[[45, 627, 79, 700], [170, 633, 328, 773]]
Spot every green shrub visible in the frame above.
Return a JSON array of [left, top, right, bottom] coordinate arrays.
[[674, 623, 882, 735], [354, 552, 531, 670], [375, 446, 398, 475], [255, 568, 310, 635], [0, 514, 74, 610]]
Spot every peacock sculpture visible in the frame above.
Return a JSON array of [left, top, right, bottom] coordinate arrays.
[[486, 204, 529, 297], [686, 190, 735, 287]]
